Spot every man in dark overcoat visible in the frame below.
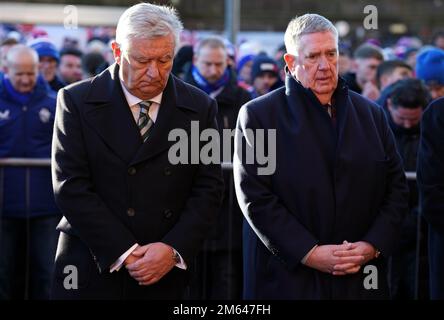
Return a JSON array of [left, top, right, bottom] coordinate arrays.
[[234, 13, 408, 299]]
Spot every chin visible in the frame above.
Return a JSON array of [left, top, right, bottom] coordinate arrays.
[[315, 86, 334, 93], [139, 88, 160, 98]]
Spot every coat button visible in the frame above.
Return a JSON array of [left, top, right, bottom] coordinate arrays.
[[128, 167, 136, 175], [164, 167, 172, 176], [164, 209, 173, 219], [127, 208, 135, 217]]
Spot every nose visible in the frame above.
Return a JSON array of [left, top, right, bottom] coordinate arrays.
[[209, 64, 219, 76], [264, 77, 274, 87], [318, 55, 329, 70], [146, 61, 160, 79], [21, 76, 31, 85]]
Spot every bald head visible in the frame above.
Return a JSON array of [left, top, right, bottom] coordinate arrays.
[[5, 44, 39, 66], [5, 45, 39, 93]]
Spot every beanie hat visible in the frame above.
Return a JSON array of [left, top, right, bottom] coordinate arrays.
[[237, 54, 255, 74], [416, 48, 444, 85], [28, 38, 60, 63], [236, 41, 262, 72], [250, 54, 279, 81]]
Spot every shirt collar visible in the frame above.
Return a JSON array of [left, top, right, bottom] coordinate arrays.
[[119, 78, 163, 106]]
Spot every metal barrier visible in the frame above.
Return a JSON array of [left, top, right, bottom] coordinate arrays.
[[0, 158, 51, 167], [0, 158, 52, 300], [0, 158, 424, 299]]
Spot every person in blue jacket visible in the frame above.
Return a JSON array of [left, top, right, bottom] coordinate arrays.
[[0, 44, 59, 300], [234, 14, 408, 299]]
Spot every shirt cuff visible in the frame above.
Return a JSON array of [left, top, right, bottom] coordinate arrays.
[[110, 243, 138, 273], [173, 248, 187, 270], [301, 245, 318, 265]]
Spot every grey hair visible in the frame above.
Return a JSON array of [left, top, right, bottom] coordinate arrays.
[[115, 3, 183, 54], [284, 13, 338, 55], [6, 44, 39, 66], [194, 35, 227, 57]]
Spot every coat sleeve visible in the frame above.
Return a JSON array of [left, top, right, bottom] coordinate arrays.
[[233, 104, 318, 269], [52, 88, 137, 272], [362, 107, 409, 257], [160, 98, 224, 264], [417, 100, 444, 233]]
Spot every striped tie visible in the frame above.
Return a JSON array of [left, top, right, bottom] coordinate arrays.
[[323, 103, 337, 128], [138, 101, 154, 142]]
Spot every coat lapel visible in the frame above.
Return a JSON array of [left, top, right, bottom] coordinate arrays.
[[83, 64, 142, 164]]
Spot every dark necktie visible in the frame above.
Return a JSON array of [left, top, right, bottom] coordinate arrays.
[[138, 101, 154, 142], [324, 103, 337, 127]]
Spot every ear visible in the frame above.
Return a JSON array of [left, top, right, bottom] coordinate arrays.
[[387, 98, 394, 111], [283, 53, 296, 73], [111, 41, 122, 65]]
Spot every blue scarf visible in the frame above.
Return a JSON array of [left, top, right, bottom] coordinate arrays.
[[191, 65, 230, 95], [3, 77, 32, 105]]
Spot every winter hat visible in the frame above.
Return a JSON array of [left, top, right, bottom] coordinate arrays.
[[236, 41, 262, 72], [416, 48, 444, 85], [28, 38, 60, 63], [250, 54, 279, 81]]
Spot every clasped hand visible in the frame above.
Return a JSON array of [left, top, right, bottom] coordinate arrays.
[[123, 242, 176, 285], [305, 241, 377, 276]]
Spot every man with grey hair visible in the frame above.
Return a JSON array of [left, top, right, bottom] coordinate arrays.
[[234, 13, 408, 299], [51, 3, 223, 299]]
